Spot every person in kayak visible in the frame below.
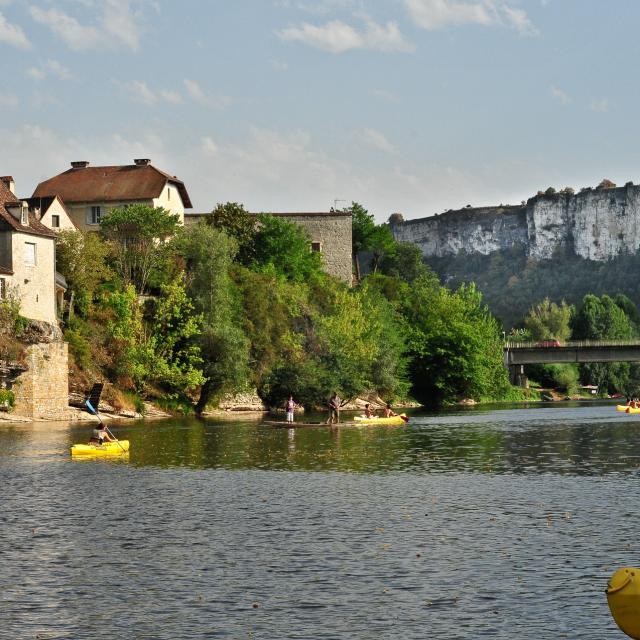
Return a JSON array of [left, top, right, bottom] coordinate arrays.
[[89, 425, 114, 445], [286, 396, 297, 423], [364, 403, 374, 418], [382, 403, 397, 418]]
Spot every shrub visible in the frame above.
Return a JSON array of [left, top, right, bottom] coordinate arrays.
[[0, 389, 15, 411]]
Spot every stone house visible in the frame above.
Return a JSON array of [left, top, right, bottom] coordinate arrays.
[[185, 210, 353, 283], [0, 178, 59, 324], [32, 158, 192, 230]]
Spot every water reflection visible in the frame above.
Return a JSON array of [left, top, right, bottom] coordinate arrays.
[[0, 403, 635, 639], [0, 403, 631, 475]]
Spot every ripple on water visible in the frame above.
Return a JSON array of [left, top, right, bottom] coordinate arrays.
[[0, 404, 635, 638]]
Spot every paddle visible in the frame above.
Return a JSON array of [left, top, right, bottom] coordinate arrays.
[[85, 399, 127, 453]]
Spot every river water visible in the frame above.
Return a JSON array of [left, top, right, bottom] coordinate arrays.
[[1, 403, 638, 639]]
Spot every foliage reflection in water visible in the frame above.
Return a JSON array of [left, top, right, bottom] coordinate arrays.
[[0, 403, 638, 639]]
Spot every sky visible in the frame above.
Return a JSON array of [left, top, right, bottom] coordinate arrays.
[[0, 0, 639, 221]]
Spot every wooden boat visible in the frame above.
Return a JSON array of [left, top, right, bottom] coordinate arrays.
[[71, 440, 130, 456], [353, 413, 408, 425], [617, 405, 640, 414], [607, 567, 640, 639]]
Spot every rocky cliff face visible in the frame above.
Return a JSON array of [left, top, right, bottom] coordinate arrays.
[[392, 184, 640, 262]]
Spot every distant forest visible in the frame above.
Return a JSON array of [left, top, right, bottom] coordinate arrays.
[[426, 246, 640, 329]]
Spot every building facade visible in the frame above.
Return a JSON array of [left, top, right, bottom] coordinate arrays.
[[0, 180, 58, 324]]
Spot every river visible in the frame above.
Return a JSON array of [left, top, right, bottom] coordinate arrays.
[[0, 403, 637, 639]]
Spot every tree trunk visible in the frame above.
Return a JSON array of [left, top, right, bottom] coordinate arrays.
[[195, 380, 214, 416]]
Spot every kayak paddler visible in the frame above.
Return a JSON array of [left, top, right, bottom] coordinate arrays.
[[89, 425, 114, 445]]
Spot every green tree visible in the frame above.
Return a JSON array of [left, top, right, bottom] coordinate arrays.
[[100, 204, 180, 294], [572, 294, 635, 393], [146, 275, 205, 394], [380, 242, 431, 284], [175, 223, 250, 413], [55, 230, 113, 318], [252, 215, 323, 282], [523, 298, 573, 342], [206, 202, 257, 265], [348, 202, 376, 280], [369, 224, 396, 273], [402, 280, 510, 405]]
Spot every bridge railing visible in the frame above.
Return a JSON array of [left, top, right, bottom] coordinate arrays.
[[504, 340, 640, 349]]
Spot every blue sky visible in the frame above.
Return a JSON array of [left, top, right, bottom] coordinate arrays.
[[0, 0, 638, 220]]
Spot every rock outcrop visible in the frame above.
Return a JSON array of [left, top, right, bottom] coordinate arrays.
[[391, 183, 640, 262]]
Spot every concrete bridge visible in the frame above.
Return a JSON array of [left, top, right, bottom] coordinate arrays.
[[503, 340, 640, 386]]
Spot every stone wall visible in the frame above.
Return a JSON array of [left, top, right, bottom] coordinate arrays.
[[391, 183, 640, 262], [185, 212, 353, 283], [13, 342, 69, 419], [275, 213, 353, 283]]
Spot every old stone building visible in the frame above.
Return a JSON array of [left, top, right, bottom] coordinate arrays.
[[186, 210, 353, 283], [32, 159, 192, 229]]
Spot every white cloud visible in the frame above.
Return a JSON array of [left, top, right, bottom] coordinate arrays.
[[278, 16, 413, 53], [0, 10, 31, 49], [590, 98, 609, 113], [29, 1, 142, 51], [0, 93, 19, 108], [550, 85, 569, 105], [355, 127, 396, 154], [201, 136, 219, 156], [159, 89, 183, 104], [184, 79, 232, 109], [127, 80, 158, 105], [370, 88, 400, 103], [122, 81, 184, 105], [28, 59, 72, 81], [404, 0, 537, 35], [102, 0, 140, 51]]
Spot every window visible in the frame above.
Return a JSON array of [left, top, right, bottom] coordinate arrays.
[[87, 206, 102, 225], [311, 241, 322, 253], [21, 209, 27, 225], [51, 215, 60, 228], [167, 186, 171, 200], [24, 242, 36, 266]]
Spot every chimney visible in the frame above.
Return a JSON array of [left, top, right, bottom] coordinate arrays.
[[0, 176, 15, 194], [134, 158, 151, 166], [71, 161, 90, 169]]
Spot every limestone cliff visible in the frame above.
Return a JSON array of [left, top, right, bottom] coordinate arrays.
[[391, 183, 640, 262]]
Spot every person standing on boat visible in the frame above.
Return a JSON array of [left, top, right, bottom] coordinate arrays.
[[286, 396, 297, 423], [327, 392, 341, 424]]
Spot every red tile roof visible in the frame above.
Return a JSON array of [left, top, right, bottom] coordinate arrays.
[[32, 163, 192, 208]]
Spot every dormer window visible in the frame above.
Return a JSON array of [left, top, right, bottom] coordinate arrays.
[[21, 210, 27, 225]]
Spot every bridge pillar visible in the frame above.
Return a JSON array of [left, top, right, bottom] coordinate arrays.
[[509, 365, 528, 388]]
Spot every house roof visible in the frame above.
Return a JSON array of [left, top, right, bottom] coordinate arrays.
[[23, 195, 78, 229], [32, 162, 193, 208], [0, 182, 56, 239]]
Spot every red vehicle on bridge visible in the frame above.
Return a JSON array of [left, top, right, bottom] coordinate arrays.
[[537, 339, 561, 347]]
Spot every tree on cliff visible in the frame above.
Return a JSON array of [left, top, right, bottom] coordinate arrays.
[[174, 223, 250, 414], [206, 202, 257, 265], [252, 215, 323, 283]]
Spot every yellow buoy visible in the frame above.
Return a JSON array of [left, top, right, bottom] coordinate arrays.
[[607, 568, 640, 639]]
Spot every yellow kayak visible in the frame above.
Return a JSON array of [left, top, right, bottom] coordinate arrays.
[[617, 405, 640, 414], [607, 567, 640, 639], [71, 440, 130, 456], [353, 414, 408, 425]]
